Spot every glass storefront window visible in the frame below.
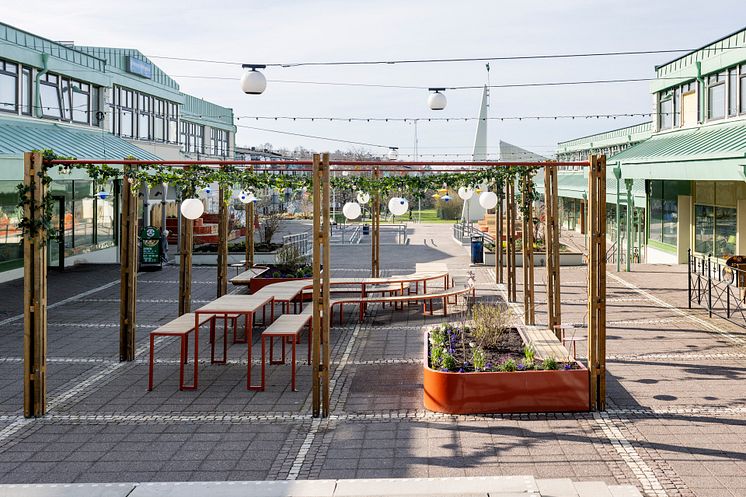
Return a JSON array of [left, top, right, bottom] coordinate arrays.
[[695, 204, 714, 255], [74, 181, 94, 248], [0, 181, 23, 268], [96, 181, 116, 245], [715, 207, 737, 257], [648, 180, 688, 248]]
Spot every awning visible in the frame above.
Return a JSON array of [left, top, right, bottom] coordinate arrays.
[[612, 120, 746, 181], [0, 117, 161, 161]]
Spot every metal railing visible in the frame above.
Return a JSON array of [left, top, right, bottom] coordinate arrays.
[[330, 224, 362, 245], [282, 231, 311, 257], [453, 222, 495, 245], [688, 250, 746, 327]]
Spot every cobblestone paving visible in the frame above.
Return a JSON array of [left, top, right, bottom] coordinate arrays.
[[0, 224, 745, 496]]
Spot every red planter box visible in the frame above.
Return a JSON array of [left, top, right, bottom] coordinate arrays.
[[423, 337, 589, 414]]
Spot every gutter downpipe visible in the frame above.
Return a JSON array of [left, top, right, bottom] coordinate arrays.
[[614, 165, 622, 272], [696, 61, 704, 124], [34, 53, 50, 118]]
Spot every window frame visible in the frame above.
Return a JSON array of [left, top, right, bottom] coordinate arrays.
[[0, 60, 19, 114]]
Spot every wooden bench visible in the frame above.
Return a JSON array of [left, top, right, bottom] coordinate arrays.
[[261, 306, 313, 391], [520, 326, 572, 362], [329, 286, 475, 324], [148, 313, 215, 391]]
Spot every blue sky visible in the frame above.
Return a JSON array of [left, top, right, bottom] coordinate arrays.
[[2, 1, 743, 157]]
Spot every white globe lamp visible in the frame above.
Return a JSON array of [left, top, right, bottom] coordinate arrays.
[[238, 191, 251, 204], [180, 198, 204, 220], [356, 192, 370, 204], [457, 187, 474, 200], [240, 65, 267, 95], [342, 202, 362, 220], [428, 89, 447, 111], [388, 197, 409, 216], [479, 191, 498, 210], [387, 147, 399, 160]]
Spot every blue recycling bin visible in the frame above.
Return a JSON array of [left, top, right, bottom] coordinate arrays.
[[471, 235, 484, 264], [363, 224, 370, 235]]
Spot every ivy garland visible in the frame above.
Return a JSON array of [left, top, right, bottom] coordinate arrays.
[[18, 150, 541, 241]]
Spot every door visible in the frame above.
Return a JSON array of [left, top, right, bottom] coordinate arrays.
[[48, 196, 65, 270]]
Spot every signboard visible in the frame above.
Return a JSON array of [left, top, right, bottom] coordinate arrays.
[[126, 56, 153, 79], [140, 226, 161, 267]]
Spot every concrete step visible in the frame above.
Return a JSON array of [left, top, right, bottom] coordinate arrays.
[[536, 479, 579, 497], [0, 478, 643, 497], [608, 486, 644, 497], [573, 481, 614, 497]]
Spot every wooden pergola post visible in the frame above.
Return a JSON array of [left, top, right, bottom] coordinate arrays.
[[521, 174, 535, 325], [505, 179, 517, 302], [217, 183, 228, 298], [587, 154, 607, 411], [544, 165, 562, 336], [245, 166, 255, 270], [371, 168, 381, 278], [23, 151, 47, 417], [178, 204, 193, 316], [119, 169, 138, 362], [496, 182, 504, 284], [311, 153, 331, 417]]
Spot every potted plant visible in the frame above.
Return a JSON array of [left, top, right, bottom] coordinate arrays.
[[423, 304, 589, 414]]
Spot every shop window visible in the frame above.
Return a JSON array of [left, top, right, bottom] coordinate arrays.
[[694, 205, 714, 255], [0, 181, 23, 269], [707, 72, 726, 120], [0, 61, 18, 113], [648, 180, 688, 247], [96, 181, 116, 246], [40, 74, 62, 119], [21, 68, 31, 115], [658, 91, 673, 130], [715, 207, 737, 257]]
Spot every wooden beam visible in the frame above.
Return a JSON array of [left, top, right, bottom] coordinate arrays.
[[587, 154, 607, 411], [217, 184, 228, 298], [245, 166, 255, 270], [178, 213, 193, 316], [321, 153, 331, 417], [496, 182, 503, 285], [372, 168, 380, 278], [522, 174, 535, 325], [311, 154, 322, 417], [23, 151, 47, 418], [119, 171, 138, 362], [545, 165, 562, 336]]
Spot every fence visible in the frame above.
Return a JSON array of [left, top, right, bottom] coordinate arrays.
[[453, 222, 495, 245], [688, 250, 746, 326], [283, 232, 311, 258]]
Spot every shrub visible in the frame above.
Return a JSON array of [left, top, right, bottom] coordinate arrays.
[[471, 304, 511, 348], [523, 344, 536, 368]]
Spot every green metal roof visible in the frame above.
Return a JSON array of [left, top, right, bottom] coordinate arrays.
[[613, 119, 746, 181], [557, 122, 653, 154], [612, 120, 746, 163], [0, 117, 161, 161]]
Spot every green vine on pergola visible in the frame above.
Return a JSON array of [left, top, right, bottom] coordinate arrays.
[[18, 149, 543, 241]]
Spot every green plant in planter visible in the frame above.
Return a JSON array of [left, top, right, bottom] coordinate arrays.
[[471, 343, 486, 372], [472, 304, 511, 348], [498, 358, 517, 372], [541, 357, 558, 370], [523, 344, 536, 368]]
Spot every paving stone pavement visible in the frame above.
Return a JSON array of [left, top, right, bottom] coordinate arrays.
[[0, 223, 744, 496]]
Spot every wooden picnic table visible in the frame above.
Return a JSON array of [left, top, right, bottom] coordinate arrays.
[[193, 294, 275, 391]]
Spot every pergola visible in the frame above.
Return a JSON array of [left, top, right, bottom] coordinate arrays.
[[21, 151, 606, 418]]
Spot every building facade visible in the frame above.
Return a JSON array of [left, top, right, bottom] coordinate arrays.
[[0, 22, 236, 281], [554, 27, 746, 266]]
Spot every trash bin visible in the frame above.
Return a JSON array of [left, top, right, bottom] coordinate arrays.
[[362, 224, 370, 235], [470, 235, 484, 265]]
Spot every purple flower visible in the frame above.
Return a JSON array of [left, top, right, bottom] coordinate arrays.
[[563, 363, 572, 370], [486, 363, 493, 370], [517, 363, 525, 371], [458, 368, 464, 373]]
